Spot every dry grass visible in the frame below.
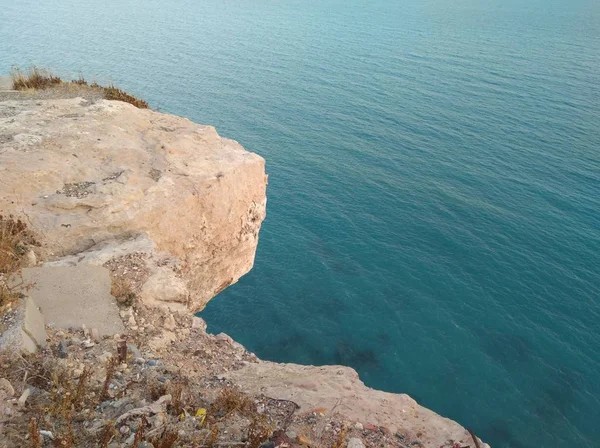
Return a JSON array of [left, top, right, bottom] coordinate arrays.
[[104, 85, 149, 109], [28, 417, 42, 448], [101, 357, 117, 401], [110, 275, 136, 307], [10, 66, 149, 109], [0, 214, 28, 275], [0, 214, 35, 310], [210, 387, 254, 419], [11, 67, 62, 90], [210, 388, 272, 448]]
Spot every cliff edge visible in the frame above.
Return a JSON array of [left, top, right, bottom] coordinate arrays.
[[0, 93, 487, 448], [0, 97, 267, 313]]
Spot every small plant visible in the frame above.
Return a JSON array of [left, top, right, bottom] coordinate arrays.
[[73, 366, 92, 410], [170, 381, 184, 416], [0, 214, 30, 275], [98, 422, 116, 448], [153, 430, 179, 448], [101, 357, 117, 401], [132, 416, 148, 448], [29, 417, 42, 448], [210, 387, 254, 420]]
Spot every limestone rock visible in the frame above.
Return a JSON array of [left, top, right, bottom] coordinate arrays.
[[0, 296, 47, 354], [140, 268, 188, 310], [223, 362, 491, 448], [19, 266, 124, 336], [191, 316, 207, 331], [0, 378, 14, 397], [347, 438, 365, 448], [0, 98, 267, 312]]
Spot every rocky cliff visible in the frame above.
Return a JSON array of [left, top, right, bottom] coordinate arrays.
[[0, 93, 487, 448], [0, 97, 267, 313]]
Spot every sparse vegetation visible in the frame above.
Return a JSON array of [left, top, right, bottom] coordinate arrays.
[[109, 274, 137, 307], [10, 66, 149, 109], [0, 214, 36, 309], [11, 67, 62, 90], [104, 85, 149, 109]]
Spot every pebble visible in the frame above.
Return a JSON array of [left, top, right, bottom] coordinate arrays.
[[82, 324, 89, 337], [347, 438, 366, 448], [25, 250, 36, 267], [91, 328, 100, 342], [40, 430, 54, 440], [259, 442, 275, 448], [286, 431, 297, 440], [133, 357, 146, 365], [355, 422, 364, 431], [120, 425, 130, 436], [164, 314, 176, 331], [18, 388, 30, 406], [0, 378, 14, 397], [127, 344, 142, 359], [146, 360, 159, 367], [98, 352, 113, 363], [58, 340, 69, 358]]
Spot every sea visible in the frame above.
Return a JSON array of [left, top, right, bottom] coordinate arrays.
[[1, 0, 599, 446]]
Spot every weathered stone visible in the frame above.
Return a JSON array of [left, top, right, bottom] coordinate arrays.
[[58, 340, 69, 358], [91, 328, 100, 342], [224, 362, 491, 448], [44, 234, 155, 267], [140, 269, 188, 310], [191, 316, 207, 331], [163, 314, 177, 331], [0, 378, 14, 397], [0, 98, 267, 313], [25, 249, 37, 267], [19, 265, 124, 336], [0, 296, 47, 354], [18, 388, 30, 406], [347, 438, 365, 448], [215, 333, 233, 344]]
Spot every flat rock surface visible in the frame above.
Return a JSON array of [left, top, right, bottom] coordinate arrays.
[[20, 266, 124, 336]]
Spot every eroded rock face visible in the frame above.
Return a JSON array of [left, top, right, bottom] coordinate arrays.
[[0, 98, 267, 312], [224, 361, 490, 448]]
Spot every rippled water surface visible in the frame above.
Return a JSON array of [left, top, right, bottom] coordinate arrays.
[[2, 0, 600, 445]]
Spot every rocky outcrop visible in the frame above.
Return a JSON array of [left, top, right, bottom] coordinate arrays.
[[0, 98, 267, 312], [225, 361, 488, 448], [0, 95, 488, 447]]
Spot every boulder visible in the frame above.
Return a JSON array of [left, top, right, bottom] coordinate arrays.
[[0, 98, 267, 312]]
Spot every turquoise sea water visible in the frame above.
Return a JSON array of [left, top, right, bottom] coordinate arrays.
[[2, 0, 599, 446]]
